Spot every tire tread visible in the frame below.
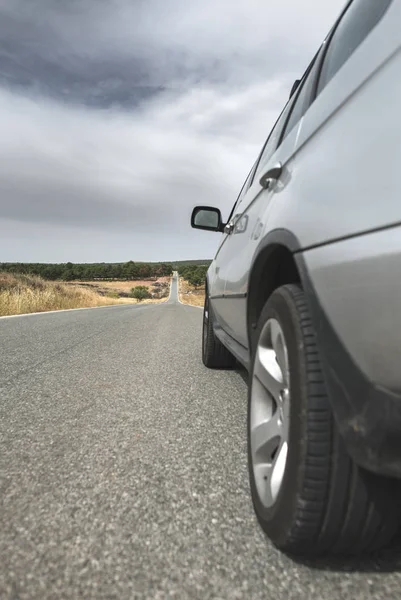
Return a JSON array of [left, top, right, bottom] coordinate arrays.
[[250, 283, 400, 556], [202, 299, 235, 369]]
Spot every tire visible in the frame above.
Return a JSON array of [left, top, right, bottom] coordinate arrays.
[[248, 283, 401, 556], [202, 295, 236, 369]]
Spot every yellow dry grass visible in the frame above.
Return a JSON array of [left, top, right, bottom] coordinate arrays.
[[67, 277, 172, 304], [178, 278, 205, 307], [0, 273, 145, 317], [70, 276, 171, 292]]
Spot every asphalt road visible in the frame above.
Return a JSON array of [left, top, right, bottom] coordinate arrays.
[[1, 275, 401, 599]]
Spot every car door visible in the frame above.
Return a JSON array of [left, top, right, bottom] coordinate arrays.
[[208, 164, 256, 327], [208, 96, 296, 342], [217, 49, 324, 348], [280, 0, 397, 247]]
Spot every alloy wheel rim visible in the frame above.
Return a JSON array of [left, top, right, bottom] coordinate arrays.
[[250, 318, 290, 509]]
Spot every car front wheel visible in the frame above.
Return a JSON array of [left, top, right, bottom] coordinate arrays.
[[248, 284, 401, 556]]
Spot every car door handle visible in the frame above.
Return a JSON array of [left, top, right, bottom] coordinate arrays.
[[259, 162, 282, 189]]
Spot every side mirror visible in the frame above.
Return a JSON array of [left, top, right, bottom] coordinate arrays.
[[191, 206, 224, 232]]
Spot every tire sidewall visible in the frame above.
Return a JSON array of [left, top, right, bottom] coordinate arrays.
[[248, 286, 309, 547], [202, 295, 209, 363]]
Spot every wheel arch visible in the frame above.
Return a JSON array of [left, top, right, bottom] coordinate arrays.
[[247, 230, 302, 353]]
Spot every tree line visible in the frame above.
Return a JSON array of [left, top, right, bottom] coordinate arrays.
[[0, 262, 174, 281], [178, 264, 209, 288]]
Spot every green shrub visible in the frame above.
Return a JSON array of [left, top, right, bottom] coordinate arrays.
[[106, 290, 120, 299], [131, 286, 151, 301]]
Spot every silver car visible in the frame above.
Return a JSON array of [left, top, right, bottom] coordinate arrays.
[[191, 0, 401, 557]]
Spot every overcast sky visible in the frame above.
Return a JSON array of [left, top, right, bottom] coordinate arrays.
[[0, 0, 343, 263]]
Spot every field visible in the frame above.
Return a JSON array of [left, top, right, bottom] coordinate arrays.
[[179, 277, 205, 307], [0, 273, 171, 317], [67, 277, 171, 298]]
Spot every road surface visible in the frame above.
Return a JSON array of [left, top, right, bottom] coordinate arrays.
[[1, 274, 401, 599]]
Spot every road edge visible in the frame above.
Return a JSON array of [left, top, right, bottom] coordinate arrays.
[[0, 276, 176, 320], [176, 274, 203, 310]]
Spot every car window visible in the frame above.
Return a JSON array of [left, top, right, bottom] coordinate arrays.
[[226, 162, 257, 223], [238, 164, 256, 202], [317, 0, 393, 95], [253, 96, 296, 182], [281, 48, 323, 142]]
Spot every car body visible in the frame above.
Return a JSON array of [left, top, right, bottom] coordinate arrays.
[[191, 0, 401, 556]]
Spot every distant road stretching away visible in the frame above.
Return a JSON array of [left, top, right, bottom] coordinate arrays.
[[1, 274, 401, 599]]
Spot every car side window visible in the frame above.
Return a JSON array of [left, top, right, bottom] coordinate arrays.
[[238, 164, 256, 202], [317, 0, 393, 95], [280, 49, 323, 142], [226, 163, 257, 224], [253, 96, 296, 181]]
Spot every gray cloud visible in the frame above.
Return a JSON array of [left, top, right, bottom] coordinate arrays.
[[0, 0, 343, 262], [0, 0, 344, 106]]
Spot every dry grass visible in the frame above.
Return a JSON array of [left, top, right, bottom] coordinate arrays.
[[70, 277, 171, 293], [0, 272, 162, 317], [67, 277, 171, 304], [178, 278, 205, 307]]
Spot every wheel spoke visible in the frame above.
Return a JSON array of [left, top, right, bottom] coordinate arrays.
[[251, 410, 282, 460], [251, 317, 290, 509], [253, 438, 288, 506], [270, 320, 288, 385], [254, 464, 274, 507], [254, 346, 283, 403], [270, 441, 288, 502]]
